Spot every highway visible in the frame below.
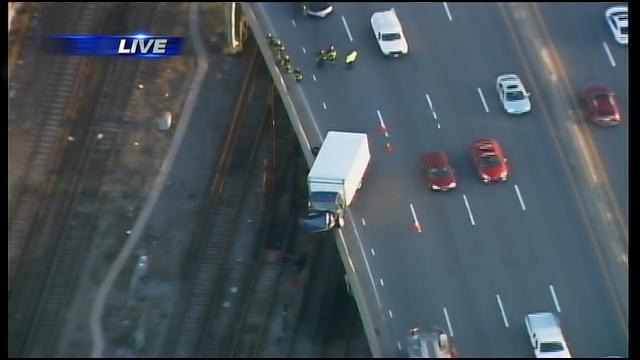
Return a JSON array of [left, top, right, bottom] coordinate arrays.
[[249, 2, 628, 357], [536, 2, 628, 225]]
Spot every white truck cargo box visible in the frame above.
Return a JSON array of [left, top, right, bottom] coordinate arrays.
[[308, 131, 370, 208]]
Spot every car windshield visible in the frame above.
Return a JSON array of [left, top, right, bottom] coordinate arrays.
[[506, 91, 525, 101], [481, 155, 501, 168], [430, 167, 450, 178], [540, 341, 565, 353], [621, 26, 628, 35], [381, 33, 401, 41]]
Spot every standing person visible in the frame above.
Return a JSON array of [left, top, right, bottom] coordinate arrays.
[[345, 50, 358, 68]]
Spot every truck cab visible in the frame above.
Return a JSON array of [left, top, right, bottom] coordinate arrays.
[[371, 8, 408, 57], [308, 191, 345, 228]]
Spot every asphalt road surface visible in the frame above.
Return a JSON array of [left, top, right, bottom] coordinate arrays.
[[536, 2, 628, 224], [253, 2, 627, 357]]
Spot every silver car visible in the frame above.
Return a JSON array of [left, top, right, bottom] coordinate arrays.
[[497, 74, 531, 114]]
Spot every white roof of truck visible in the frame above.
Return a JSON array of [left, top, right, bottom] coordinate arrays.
[[309, 131, 369, 180]]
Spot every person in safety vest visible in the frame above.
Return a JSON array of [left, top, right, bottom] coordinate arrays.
[[345, 50, 358, 68]]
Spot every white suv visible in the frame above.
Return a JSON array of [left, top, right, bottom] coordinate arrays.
[[525, 312, 571, 358], [371, 8, 408, 57], [605, 6, 628, 45]]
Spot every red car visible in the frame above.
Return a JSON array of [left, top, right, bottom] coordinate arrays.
[[581, 86, 621, 126], [471, 139, 509, 183], [421, 151, 457, 191]]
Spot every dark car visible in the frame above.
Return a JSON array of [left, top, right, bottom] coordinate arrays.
[[302, 2, 333, 18], [581, 86, 621, 126], [421, 151, 457, 191], [299, 211, 336, 232], [471, 138, 509, 183]]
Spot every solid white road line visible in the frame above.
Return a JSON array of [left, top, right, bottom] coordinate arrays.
[[342, 15, 354, 42], [603, 41, 616, 67], [362, 218, 366, 226], [426, 93, 434, 110], [477, 87, 489, 113], [380, 278, 384, 286], [496, 294, 509, 327], [443, 2, 453, 21], [371, 248, 375, 256], [549, 285, 562, 313], [388, 309, 394, 318], [432, 111, 438, 120], [514, 184, 526, 211], [462, 195, 476, 226], [291, 19, 296, 27], [443, 307, 454, 337], [322, 102, 327, 110], [312, 74, 317, 82]]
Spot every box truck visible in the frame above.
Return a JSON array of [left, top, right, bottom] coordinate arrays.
[[304, 131, 370, 230]]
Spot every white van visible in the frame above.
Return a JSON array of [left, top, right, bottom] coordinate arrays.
[[371, 8, 408, 57]]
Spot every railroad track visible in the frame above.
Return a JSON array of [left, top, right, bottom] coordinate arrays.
[[8, 4, 158, 356], [8, 2, 101, 287], [226, 125, 302, 358], [319, 273, 358, 358], [164, 38, 274, 357]]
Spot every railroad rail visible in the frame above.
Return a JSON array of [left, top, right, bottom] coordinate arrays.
[[8, 3, 100, 287], [8, 4, 158, 356], [164, 38, 273, 357], [319, 274, 358, 357], [226, 123, 302, 358]]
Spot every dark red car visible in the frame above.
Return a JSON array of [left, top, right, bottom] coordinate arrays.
[[471, 139, 509, 183], [581, 86, 621, 126], [421, 151, 457, 191]]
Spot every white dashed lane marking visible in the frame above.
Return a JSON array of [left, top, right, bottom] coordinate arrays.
[[477, 87, 490, 113], [496, 294, 509, 327], [549, 285, 562, 313], [462, 195, 476, 226], [602, 41, 616, 67], [341, 15, 354, 42], [443, 307, 454, 337], [443, 2, 453, 21], [514, 184, 526, 211]]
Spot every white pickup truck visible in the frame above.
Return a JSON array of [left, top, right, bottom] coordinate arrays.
[[371, 8, 408, 57]]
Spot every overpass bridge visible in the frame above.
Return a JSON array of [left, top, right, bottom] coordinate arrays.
[[230, 2, 628, 357]]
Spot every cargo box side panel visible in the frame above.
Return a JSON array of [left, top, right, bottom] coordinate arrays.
[[343, 138, 371, 206]]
